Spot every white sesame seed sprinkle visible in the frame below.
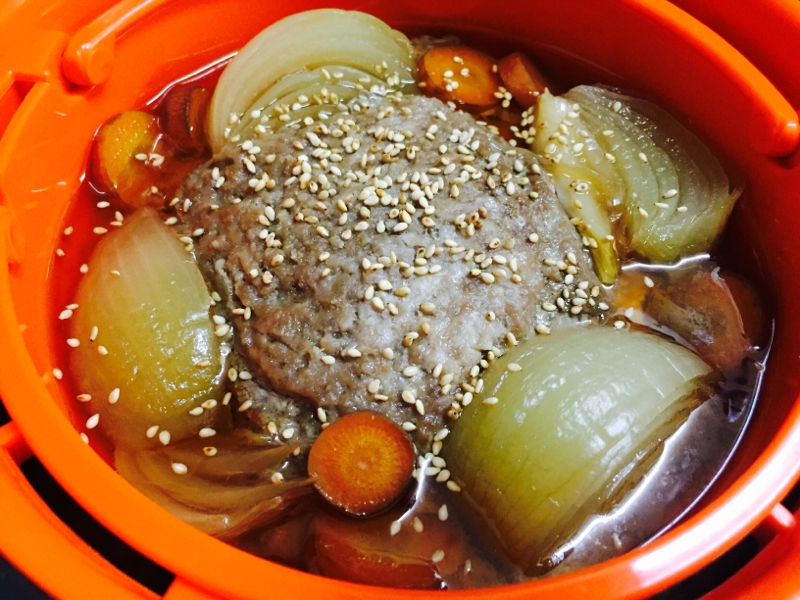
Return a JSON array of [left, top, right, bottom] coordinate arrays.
[[171, 462, 188, 475], [108, 388, 120, 404]]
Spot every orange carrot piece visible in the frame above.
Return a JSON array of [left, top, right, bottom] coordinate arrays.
[[160, 85, 211, 155], [314, 511, 466, 589], [418, 45, 501, 111], [613, 269, 654, 313], [307, 411, 415, 516], [90, 111, 164, 208], [497, 52, 552, 108]]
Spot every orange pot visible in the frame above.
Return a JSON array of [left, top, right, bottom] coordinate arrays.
[[1, 1, 800, 598]]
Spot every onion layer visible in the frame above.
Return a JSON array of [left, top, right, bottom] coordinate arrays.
[[116, 438, 313, 538], [209, 9, 416, 149], [531, 86, 739, 278], [443, 325, 714, 572], [70, 208, 225, 449]]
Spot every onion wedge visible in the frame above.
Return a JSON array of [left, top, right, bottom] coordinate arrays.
[[443, 325, 715, 572], [531, 86, 739, 280], [209, 9, 416, 150], [70, 208, 225, 449]]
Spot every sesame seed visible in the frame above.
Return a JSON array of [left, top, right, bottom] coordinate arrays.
[[368, 379, 381, 394], [97, 346, 108, 356], [420, 302, 436, 315], [638, 207, 649, 219], [171, 462, 188, 475], [383, 348, 394, 359], [415, 400, 425, 415], [238, 399, 254, 412], [403, 366, 420, 377], [644, 276, 655, 288], [615, 320, 626, 329], [432, 550, 445, 563], [108, 388, 120, 404], [535, 324, 551, 335], [159, 430, 171, 445], [662, 189, 678, 199], [446, 480, 462, 492], [86, 413, 99, 429], [146, 425, 159, 438], [203, 446, 218, 457], [282, 428, 295, 439], [199, 428, 216, 438], [506, 332, 518, 346], [677, 206, 688, 213]]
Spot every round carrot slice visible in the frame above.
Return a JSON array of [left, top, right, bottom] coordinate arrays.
[[497, 51, 552, 108], [418, 45, 501, 111], [90, 110, 163, 208], [308, 411, 415, 516], [160, 85, 211, 155]]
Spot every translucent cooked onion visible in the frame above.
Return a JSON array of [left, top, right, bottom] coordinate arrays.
[[567, 86, 740, 263], [531, 91, 622, 283], [70, 208, 225, 449], [116, 440, 313, 537], [209, 9, 416, 150], [531, 86, 739, 277], [443, 325, 715, 572], [229, 66, 390, 141]]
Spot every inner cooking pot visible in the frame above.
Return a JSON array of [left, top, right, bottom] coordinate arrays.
[[1, 0, 800, 598]]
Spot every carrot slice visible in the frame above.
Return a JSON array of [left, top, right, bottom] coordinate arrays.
[[418, 46, 501, 111], [497, 52, 552, 108], [307, 411, 415, 516], [314, 511, 466, 588], [90, 111, 164, 209], [160, 85, 211, 155]]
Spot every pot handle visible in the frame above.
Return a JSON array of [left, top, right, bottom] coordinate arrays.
[[0, 423, 160, 600], [62, 0, 173, 86], [671, 0, 800, 164], [700, 503, 800, 599]]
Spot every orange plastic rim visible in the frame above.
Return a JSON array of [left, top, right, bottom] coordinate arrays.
[[1, 1, 800, 599]]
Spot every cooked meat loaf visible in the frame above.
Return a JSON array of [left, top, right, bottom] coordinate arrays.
[[176, 93, 607, 451]]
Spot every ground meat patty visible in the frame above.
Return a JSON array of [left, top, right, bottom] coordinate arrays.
[[177, 93, 607, 450]]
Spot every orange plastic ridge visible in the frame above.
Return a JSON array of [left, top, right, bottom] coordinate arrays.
[[0, 422, 32, 464], [0, 451, 158, 600], [62, 0, 174, 86]]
